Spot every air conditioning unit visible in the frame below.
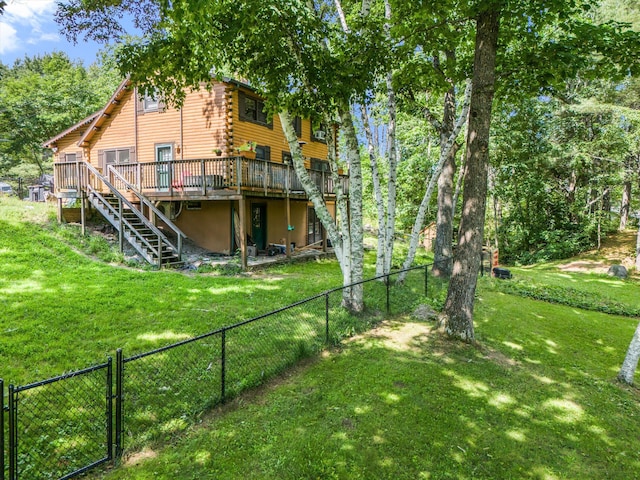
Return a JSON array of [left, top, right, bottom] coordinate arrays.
[[313, 130, 326, 141]]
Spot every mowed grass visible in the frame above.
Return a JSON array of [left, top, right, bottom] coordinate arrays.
[[96, 283, 640, 479], [3, 197, 640, 479], [0, 198, 347, 385]]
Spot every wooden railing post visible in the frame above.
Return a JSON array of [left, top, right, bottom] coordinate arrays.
[[201, 159, 207, 196]]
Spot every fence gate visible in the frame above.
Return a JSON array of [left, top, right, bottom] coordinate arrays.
[[5, 361, 113, 480]]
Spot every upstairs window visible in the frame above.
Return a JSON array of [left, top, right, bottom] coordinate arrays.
[[239, 91, 272, 128], [64, 153, 77, 162], [143, 94, 159, 112]]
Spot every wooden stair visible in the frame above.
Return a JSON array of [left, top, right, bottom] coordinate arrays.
[[89, 190, 183, 267]]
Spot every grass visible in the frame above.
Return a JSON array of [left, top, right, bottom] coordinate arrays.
[[0, 198, 348, 385], [3, 197, 640, 479], [95, 283, 640, 479]]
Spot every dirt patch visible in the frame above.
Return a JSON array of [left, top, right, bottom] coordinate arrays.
[[557, 229, 637, 274]]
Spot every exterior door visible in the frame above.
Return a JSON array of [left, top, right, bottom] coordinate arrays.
[[251, 204, 267, 250], [156, 144, 173, 191], [307, 206, 324, 246]]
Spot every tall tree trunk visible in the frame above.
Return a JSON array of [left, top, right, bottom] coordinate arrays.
[[398, 79, 472, 283], [618, 321, 640, 385], [442, 8, 500, 343], [360, 104, 387, 277], [433, 85, 458, 278], [636, 221, 640, 271], [619, 180, 631, 230], [384, 69, 399, 277], [279, 109, 363, 312], [619, 157, 633, 230], [340, 108, 365, 311]]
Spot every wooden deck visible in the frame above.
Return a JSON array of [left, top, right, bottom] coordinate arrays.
[[54, 157, 347, 201]]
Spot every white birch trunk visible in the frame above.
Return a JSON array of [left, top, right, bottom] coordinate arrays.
[[397, 79, 472, 282], [340, 108, 365, 311], [360, 104, 387, 277], [636, 222, 640, 271], [618, 321, 640, 385], [452, 154, 465, 213], [384, 70, 398, 278], [383, 0, 398, 278]]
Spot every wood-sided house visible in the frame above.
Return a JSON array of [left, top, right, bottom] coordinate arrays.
[[44, 78, 344, 268]]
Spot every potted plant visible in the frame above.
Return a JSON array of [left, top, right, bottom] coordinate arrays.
[[235, 141, 257, 159], [213, 148, 223, 156]]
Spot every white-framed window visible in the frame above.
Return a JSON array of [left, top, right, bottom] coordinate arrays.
[[64, 153, 77, 162], [105, 148, 131, 165]]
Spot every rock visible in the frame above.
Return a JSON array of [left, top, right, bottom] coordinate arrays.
[[607, 264, 628, 279], [412, 304, 438, 322]]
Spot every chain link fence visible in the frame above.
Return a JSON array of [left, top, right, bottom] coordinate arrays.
[[1, 261, 447, 479]]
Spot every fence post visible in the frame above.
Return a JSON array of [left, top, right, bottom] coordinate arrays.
[[1, 379, 4, 480], [106, 357, 113, 462], [221, 329, 227, 403], [115, 349, 123, 461], [424, 264, 429, 297], [386, 275, 390, 315], [325, 293, 330, 344], [7, 385, 15, 480]]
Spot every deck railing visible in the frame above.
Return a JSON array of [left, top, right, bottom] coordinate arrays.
[[54, 157, 348, 198]]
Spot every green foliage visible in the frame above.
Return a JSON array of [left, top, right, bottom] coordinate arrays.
[[487, 277, 640, 317], [0, 51, 120, 176]]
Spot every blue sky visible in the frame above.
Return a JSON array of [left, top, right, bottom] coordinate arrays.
[[0, 0, 104, 66]]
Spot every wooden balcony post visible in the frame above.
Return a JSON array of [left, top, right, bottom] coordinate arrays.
[[239, 196, 247, 270], [284, 192, 291, 258], [137, 162, 142, 190], [201, 159, 207, 196], [80, 190, 86, 236]]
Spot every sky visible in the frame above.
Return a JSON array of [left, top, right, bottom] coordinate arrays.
[[0, 0, 103, 66]]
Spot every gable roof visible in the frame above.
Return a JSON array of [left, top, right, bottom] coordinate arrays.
[[42, 77, 132, 149], [42, 111, 100, 148]]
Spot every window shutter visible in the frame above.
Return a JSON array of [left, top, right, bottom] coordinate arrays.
[[294, 117, 302, 137], [76, 151, 83, 161], [129, 146, 136, 163], [238, 91, 246, 121], [98, 150, 105, 171], [158, 96, 166, 112]]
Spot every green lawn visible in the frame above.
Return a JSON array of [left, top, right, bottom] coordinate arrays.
[[96, 285, 640, 479], [0, 198, 348, 385], [2, 197, 640, 479]]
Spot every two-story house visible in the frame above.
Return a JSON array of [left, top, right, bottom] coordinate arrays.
[[44, 78, 344, 268]]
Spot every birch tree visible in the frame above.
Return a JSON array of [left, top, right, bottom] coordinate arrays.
[[618, 321, 640, 385]]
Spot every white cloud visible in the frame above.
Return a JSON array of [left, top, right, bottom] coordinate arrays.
[[2, 0, 58, 53], [0, 21, 20, 54]]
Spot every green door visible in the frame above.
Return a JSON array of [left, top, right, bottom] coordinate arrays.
[[156, 144, 173, 190], [251, 204, 267, 250]]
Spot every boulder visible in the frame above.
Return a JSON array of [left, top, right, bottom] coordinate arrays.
[[412, 304, 439, 322], [607, 264, 628, 279]]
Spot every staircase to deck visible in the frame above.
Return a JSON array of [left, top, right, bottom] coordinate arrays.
[[84, 163, 185, 267]]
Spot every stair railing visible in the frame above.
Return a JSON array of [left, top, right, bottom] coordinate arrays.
[[83, 162, 181, 266], [107, 165, 186, 259]]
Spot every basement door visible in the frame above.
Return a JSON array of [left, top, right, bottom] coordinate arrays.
[[156, 144, 173, 191], [251, 204, 267, 250]]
